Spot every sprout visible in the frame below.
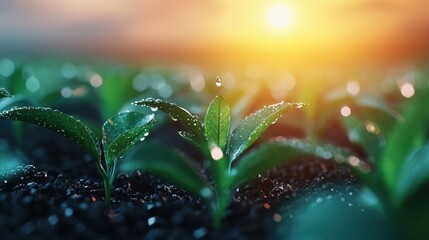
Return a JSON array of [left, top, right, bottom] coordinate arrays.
[[0, 90, 155, 204], [126, 94, 316, 226]]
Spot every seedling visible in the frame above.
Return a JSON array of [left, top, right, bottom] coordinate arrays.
[[124, 95, 364, 226], [287, 79, 400, 140], [307, 82, 429, 238], [342, 83, 429, 204], [0, 95, 155, 204]]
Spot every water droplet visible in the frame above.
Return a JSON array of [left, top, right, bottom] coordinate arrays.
[[150, 107, 158, 111], [147, 217, 156, 226], [215, 76, 222, 87], [365, 121, 380, 135]]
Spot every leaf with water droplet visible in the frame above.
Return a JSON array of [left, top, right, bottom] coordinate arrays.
[[343, 116, 383, 163], [133, 98, 205, 146], [102, 112, 155, 164], [204, 95, 230, 188], [226, 102, 303, 163], [122, 144, 212, 200], [178, 131, 204, 152], [205, 95, 230, 151], [0, 107, 101, 161], [355, 95, 401, 135], [0, 88, 12, 99]]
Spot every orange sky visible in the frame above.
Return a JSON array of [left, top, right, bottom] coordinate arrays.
[[1, 0, 428, 67]]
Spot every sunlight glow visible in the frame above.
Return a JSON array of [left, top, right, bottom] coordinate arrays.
[[267, 4, 293, 29]]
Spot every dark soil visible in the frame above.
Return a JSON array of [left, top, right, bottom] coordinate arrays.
[[0, 157, 359, 239], [0, 121, 360, 239]]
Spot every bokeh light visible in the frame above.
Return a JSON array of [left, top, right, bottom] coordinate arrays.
[[90, 74, 103, 88], [346, 81, 360, 96], [341, 106, 352, 117], [400, 83, 415, 98]]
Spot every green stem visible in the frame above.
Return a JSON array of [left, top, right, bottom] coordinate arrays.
[[212, 183, 230, 228], [103, 177, 111, 205], [109, 160, 118, 185]]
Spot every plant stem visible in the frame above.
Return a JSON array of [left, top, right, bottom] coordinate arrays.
[[212, 184, 230, 228], [212, 200, 224, 228], [103, 178, 111, 205], [109, 160, 118, 185]]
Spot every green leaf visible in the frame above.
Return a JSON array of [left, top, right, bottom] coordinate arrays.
[[205, 95, 231, 151], [356, 95, 400, 136], [230, 139, 313, 188], [381, 91, 429, 190], [226, 102, 302, 163], [133, 98, 205, 145], [0, 88, 12, 99], [122, 144, 212, 200], [325, 92, 399, 138], [178, 131, 204, 152], [394, 144, 429, 205], [102, 112, 155, 163], [100, 73, 137, 119], [343, 116, 384, 164], [230, 139, 375, 189], [0, 107, 101, 160]]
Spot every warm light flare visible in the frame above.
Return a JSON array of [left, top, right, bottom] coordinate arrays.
[[267, 4, 293, 29]]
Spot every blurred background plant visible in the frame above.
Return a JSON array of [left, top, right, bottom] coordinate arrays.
[[268, 68, 429, 240]]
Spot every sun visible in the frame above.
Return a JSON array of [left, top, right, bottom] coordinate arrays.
[[267, 4, 293, 30]]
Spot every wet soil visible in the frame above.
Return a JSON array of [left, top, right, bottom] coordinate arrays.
[[0, 156, 358, 239]]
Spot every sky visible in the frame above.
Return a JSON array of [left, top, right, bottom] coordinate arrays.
[[0, 0, 428, 67]]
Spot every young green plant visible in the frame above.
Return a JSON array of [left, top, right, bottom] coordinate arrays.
[[0, 96, 155, 204], [325, 81, 429, 238], [124, 95, 361, 226]]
